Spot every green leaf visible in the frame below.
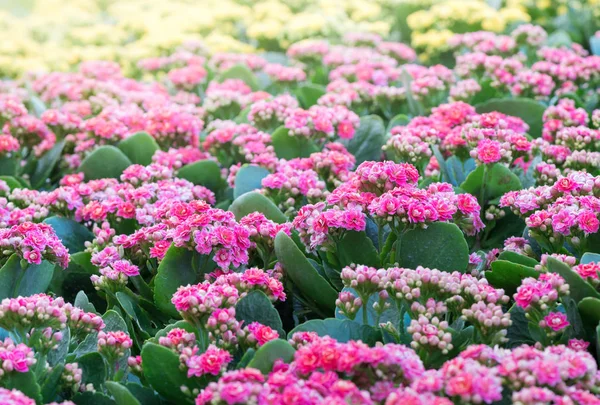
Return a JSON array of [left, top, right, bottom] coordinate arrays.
[[485, 260, 539, 296], [41, 363, 64, 403], [124, 383, 163, 405], [546, 30, 573, 47], [271, 126, 319, 159], [0, 255, 55, 299], [247, 339, 295, 374], [386, 114, 410, 132], [581, 252, 600, 264], [506, 304, 534, 347], [44, 216, 94, 253], [176, 160, 226, 192], [497, 251, 539, 267], [460, 163, 522, 203], [475, 98, 546, 138], [335, 288, 400, 327], [288, 318, 381, 346], [295, 84, 326, 108], [396, 223, 469, 272], [153, 246, 200, 318], [78, 352, 107, 388], [341, 115, 386, 164], [30, 139, 66, 188], [2, 371, 42, 403], [73, 392, 117, 405], [446, 157, 476, 187], [578, 297, 600, 328], [235, 290, 284, 336], [103, 309, 128, 332], [0, 176, 24, 190], [118, 132, 160, 166], [591, 36, 600, 56], [152, 320, 198, 342], [80, 146, 132, 180], [229, 191, 287, 223], [233, 164, 270, 199], [337, 231, 379, 268], [274, 232, 338, 313], [47, 327, 70, 366], [216, 64, 260, 91], [547, 257, 600, 303], [0, 156, 18, 176], [75, 291, 97, 313], [106, 382, 141, 405], [141, 343, 198, 404], [116, 292, 156, 335]]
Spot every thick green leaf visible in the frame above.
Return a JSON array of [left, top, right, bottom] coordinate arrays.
[[386, 114, 410, 132], [106, 382, 141, 405], [233, 164, 270, 199], [247, 339, 295, 374], [80, 146, 132, 180], [30, 139, 66, 188], [271, 126, 319, 159], [578, 297, 600, 328], [335, 288, 400, 327], [73, 392, 117, 405], [337, 231, 379, 268], [103, 309, 128, 332], [0, 156, 18, 176], [41, 363, 64, 403], [0, 176, 23, 190], [235, 290, 284, 336], [44, 216, 94, 253], [296, 84, 326, 108], [485, 260, 539, 296], [74, 291, 97, 313], [2, 371, 42, 402], [446, 157, 476, 187], [48, 327, 70, 366], [591, 36, 600, 56], [152, 320, 198, 343], [176, 160, 226, 192], [288, 318, 381, 346], [78, 352, 107, 388], [153, 246, 199, 318], [497, 251, 539, 268], [581, 252, 600, 264], [216, 64, 260, 91], [476, 98, 546, 138], [0, 255, 55, 299], [141, 343, 198, 404], [118, 132, 160, 166], [274, 232, 338, 313], [547, 257, 600, 303], [229, 191, 287, 223], [124, 383, 163, 405], [460, 163, 522, 204], [506, 304, 534, 348], [341, 115, 386, 164], [397, 223, 469, 272], [116, 292, 155, 334]]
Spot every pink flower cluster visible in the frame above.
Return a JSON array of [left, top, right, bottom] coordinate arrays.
[[0, 222, 69, 268], [0, 338, 36, 376], [284, 105, 359, 142]]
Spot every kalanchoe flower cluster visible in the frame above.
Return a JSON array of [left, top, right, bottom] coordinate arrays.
[[0, 222, 70, 268], [171, 268, 285, 350], [284, 105, 360, 143], [500, 171, 600, 254], [0, 338, 36, 376]]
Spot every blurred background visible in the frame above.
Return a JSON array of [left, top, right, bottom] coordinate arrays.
[[0, 0, 598, 77]]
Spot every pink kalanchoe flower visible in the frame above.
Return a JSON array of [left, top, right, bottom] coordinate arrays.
[[542, 312, 570, 332], [0, 388, 36, 405], [246, 322, 279, 346], [186, 345, 232, 377]]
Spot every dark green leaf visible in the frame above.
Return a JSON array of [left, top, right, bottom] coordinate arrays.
[[288, 318, 381, 346], [118, 132, 160, 166], [44, 216, 94, 253], [460, 163, 522, 203], [229, 191, 287, 223], [177, 160, 226, 192], [78, 352, 107, 388], [506, 304, 534, 347], [80, 146, 132, 180], [274, 232, 338, 313], [106, 382, 141, 405], [41, 363, 64, 403], [30, 139, 66, 188], [397, 223, 469, 272], [235, 290, 284, 336], [125, 383, 163, 405], [247, 339, 295, 374], [337, 231, 379, 268], [271, 126, 319, 159], [581, 252, 600, 264], [296, 84, 326, 108], [340, 115, 386, 164], [73, 392, 117, 405], [103, 309, 128, 332], [233, 164, 270, 199], [497, 251, 539, 267], [153, 246, 199, 318], [2, 371, 41, 403], [485, 260, 539, 296], [578, 297, 600, 328]]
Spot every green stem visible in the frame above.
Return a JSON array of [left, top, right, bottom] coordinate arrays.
[[479, 164, 489, 209]]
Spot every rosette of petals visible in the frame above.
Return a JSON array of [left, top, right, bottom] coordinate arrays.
[[185, 344, 232, 378], [0, 338, 36, 376], [0, 222, 70, 268]]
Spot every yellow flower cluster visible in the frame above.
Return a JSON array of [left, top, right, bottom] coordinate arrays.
[[407, 0, 530, 59], [0, 0, 392, 77]]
